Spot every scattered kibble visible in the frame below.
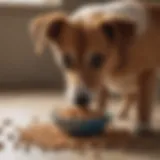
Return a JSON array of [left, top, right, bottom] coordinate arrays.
[[7, 133, 15, 141], [18, 123, 131, 151], [3, 118, 12, 126], [24, 144, 31, 153], [14, 142, 21, 150], [57, 107, 104, 119], [0, 127, 3, 135], [0, 142, 4, 151]]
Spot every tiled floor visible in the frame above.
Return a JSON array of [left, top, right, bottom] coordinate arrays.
[[0, 90, 159, 160]]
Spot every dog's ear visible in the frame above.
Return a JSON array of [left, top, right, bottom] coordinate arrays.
[[29, 12, 67, 55], [100, 19, 135, 43]]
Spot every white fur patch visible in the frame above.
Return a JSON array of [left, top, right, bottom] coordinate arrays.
[[70, 0, 148, 35]]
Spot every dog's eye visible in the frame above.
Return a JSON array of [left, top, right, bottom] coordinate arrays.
[[63, 55, 72, 68], [90, 53, 104, 68]]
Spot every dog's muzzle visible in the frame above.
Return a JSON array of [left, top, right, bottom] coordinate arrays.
[[66, 82, 94, 107], [74, 91, 90, 107]]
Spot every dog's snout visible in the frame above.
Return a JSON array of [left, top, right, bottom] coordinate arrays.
[[74, 91, 90, 107]]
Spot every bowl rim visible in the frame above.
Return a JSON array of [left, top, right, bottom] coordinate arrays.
[[52, 111, 112, 124]]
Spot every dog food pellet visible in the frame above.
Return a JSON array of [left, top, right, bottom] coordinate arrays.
[[57, 107, 103, 120], [3, 118, 12, 126], [24, 144, 31, 153], [14, 142, 21, 150], [7, 133, 15, 141], [0, 127, 3, 135], [0, 142, 4, 151]]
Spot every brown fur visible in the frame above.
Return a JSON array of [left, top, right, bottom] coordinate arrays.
[[30, 3, 160, 130]]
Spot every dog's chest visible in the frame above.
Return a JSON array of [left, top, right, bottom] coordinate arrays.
[[105, 74, 138, 94]]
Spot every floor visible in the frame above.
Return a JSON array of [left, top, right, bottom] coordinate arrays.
[[0, 90, 159, 160]]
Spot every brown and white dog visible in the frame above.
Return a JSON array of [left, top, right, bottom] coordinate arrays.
[[30, 1, 160, 134]]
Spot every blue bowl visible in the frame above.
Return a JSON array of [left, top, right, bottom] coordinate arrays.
[[53, 112, 112, 137]]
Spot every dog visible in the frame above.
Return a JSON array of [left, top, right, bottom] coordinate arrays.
[[29, 0, 160, 134]]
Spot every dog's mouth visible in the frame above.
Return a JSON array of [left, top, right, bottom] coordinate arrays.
[[64, 83, 101, 110]]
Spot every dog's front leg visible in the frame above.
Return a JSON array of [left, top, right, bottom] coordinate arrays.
[[136, 69, 156, 136], [119, 93, 137, 119]]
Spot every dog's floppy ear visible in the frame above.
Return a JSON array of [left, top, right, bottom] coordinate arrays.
[[29, 12, 67, 55]]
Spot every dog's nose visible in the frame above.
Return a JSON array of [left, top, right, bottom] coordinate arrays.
[[74, 92, 90, 107]]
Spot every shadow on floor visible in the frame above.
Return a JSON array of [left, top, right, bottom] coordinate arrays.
[[124, 130, 160, 157]]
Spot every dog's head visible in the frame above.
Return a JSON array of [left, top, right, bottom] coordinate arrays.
[[30, 11, 136, 107]]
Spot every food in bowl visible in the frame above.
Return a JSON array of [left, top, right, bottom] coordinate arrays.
[[56, 107, 104, 119]]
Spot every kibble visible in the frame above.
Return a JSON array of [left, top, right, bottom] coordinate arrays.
[[56, 107, 104, 120], [14, 142, 21, 150], [0, 142, 4, 151], [24, 144, 31, 153], [18, 123, 131, 151], [7, 133, 15, 141], [0, 127, 3, 135], [3, 118, 12, 126], [17, 108, 131, 151]]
